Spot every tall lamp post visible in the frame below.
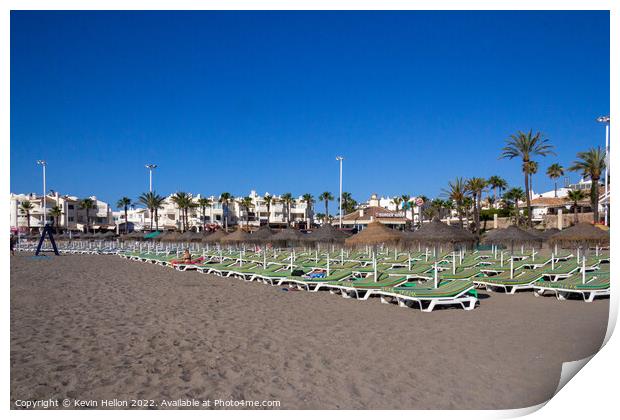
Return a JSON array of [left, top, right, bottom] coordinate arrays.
[[597, 116, 610, 225], [336, 156, 344, 228], [145, 164, 157, 192], [36, 160, 47, 228]]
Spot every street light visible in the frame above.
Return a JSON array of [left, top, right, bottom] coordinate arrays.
[[596, 116, 610, 225], [336, 156, 344, 228], [36, 160, 47, 227], [145, 164, 157, 192]]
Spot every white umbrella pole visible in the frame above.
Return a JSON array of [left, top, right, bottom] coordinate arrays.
[[551, 253, 555, 270], [554, 243, 558, 255], [577, 247, 580, 264], [596, 245, 599, 257], [341, 248, 344, 265], [263, 249, 267, 269], [373, 251, 377, 283], [327, 256, 330, 277], [434, 262, 438, 289], [521, 244, 524, 254], [425, 247, 428, 262], [452, 251, 456, 275], [408, 253, 411, 271], [582, 258, 586, 284], [500, 251, 504, 267], [493, 245, 497, 259], [510, 257, 514, 279]]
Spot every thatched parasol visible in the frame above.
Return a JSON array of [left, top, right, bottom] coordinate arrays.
[[482, 225, 541, 252], [345, 221, 403, 247], [220, 228, 251, 244], [249, 225, 275, 244], [270, 228, 304, 247], [179, 231, 195, 241], [404, 218, 475, 248], [306, 223, 351, 244], [549, 223, 609, 247], [203, 229, 228, 243], [161, 231, 183, 242]]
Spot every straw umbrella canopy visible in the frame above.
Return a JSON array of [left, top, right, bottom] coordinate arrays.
[[162, 231, 183, 242], [220, 228, 251, 245], [539, 228, 560, 240], [306, 223, 351, 244], [345, 221, 403, 247], [271, 228, 304, 247], [203, 229, 228, 243], [179, 231, 195, 242], [404, 218, 475, 249], [549, 223, 609, 248], [481, 225, 541, 252], [249, 225, 275, 244]]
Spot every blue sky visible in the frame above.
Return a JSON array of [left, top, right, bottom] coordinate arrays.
[[10, 11, 609, 207]]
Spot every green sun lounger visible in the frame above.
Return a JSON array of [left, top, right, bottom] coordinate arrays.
[[378, 280, 477, 312]]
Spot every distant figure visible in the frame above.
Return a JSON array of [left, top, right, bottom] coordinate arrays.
[[182, 248, 192, 263], [10, 234, 17, 256]]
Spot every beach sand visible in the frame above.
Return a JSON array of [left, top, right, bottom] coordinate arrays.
[[11, 254, 609, 409]]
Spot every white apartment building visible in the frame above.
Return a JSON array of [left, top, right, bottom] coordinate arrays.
[[112, 190, 313, 231], [10, 192, 115, 233]]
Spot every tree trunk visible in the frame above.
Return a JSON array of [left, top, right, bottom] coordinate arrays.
[[125, 206, 129, 234], [554, 181, 558, 198], [325, 200, 329, 221], [524, 168, 532, 227], [592, 178, 600, 223], [149, 208, 153, 231], [155, 208, 159, 231], [574, 204, 578, 224]]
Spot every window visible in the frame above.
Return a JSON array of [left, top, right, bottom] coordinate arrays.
[[68, 217, 74, 222], [68, 204, 74, 210]]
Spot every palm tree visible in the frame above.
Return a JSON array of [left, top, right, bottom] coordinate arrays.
[[487, 176, 508, 202], [500, 130, 555, 227], [281, 193, 294, 226], [219, 192, 233, 231], [392, 197, 402, 213], [318, 191, 333, 221], [442, 178, 467, 227], [523, 160, 538, 200], [565, 189, 588, 224], [49, 205, 63, 234], [19, 200, 35, 231], [546, 164, 564, 198], [568, 147, 606, 224], [263, 194, 273, 226], [79, 198, 96, 233], [197, 197, 212, 231], [503, 187, 526, 225], [466, 177, 487, 236], [340, 192, 357, 214], [239, 196, 254, 229], [138, 192, 163, 231], [171, 192, 193, 231], [302, 193, 315, 228], [152, 194, 166, 231], [116, 197, 132, 234]]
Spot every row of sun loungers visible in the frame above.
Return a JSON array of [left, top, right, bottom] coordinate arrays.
[[115, 247, 610, 309]]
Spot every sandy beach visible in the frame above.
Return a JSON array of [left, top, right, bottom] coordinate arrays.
[[10, 253, 609, 409]]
